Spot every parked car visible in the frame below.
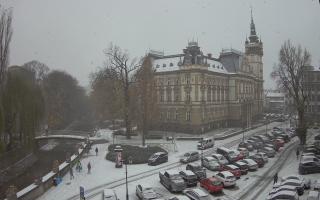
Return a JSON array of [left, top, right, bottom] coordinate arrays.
[[182, 188, 210, 200], [269, 185, 297, 196], [212, 171, 236, 187], [314, 179, 320, 190], [202, 157, 221, 171], [274, 179, 305, 195], [220, 164, 241, 179], [266, 190, 299, 200], [179, 170, 198, 187], [259, 147, 276, 158], [238, 142, 254, 151], [168, 196, 190, 200], [159, 170, 186, 192], [240, 159, 258, 171], [104, 189, 118, 200], [197, 137, 214, 150], [216, 147, 238, 162], [301, 156, 320, 165], [299, 161, 320, 175], [186, 163, 206, 180], [256, 152, 268, 163], [237, 147, 249, 158], [199, 177, 223, 193], [281, 175, 311, 189], [148, 152, 168, 166], [136, 184, 158, 200], [248, 155, 265, 168], [232, 161, 249, 175], [211, 153, 229, 165], [180, 151, 200, 163]]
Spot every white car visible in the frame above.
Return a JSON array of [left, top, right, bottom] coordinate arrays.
[[136, 184, 158, 200], [269, 185, 297, 196], [183, 188, 210, 200], [103, 189, 118, 200], [213, 171, 236, 187], [281, 175, 311, 189], [202, 157, 221, 171], [211, 153, 229, 165], [266, 190, 299, 200], [241, 159, 258, 171], [168, 196, 190, 200]]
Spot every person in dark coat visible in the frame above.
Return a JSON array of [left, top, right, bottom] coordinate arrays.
[[87, 162, 91, 174], [296, 148, 300, 160], [69, 167, 74, 180], [273, 172, 278, 184], [95, 147, 98, 156]]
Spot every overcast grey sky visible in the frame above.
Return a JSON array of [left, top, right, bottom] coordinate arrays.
[[1, 0, 319, 89]]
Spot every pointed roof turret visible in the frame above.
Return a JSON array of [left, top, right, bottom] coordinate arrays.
[[249, 7, 259, 43]]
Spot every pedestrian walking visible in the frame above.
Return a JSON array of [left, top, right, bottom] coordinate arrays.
[[69, 167, 74, 180], [87, 162, 91, 174], [95, 147, 98, 156], [273, 172, 278, 184], [296, 148, 300, 160]]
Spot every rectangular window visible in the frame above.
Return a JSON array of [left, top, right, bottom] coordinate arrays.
[[175, 109, 179, 120], [186, 111, 191, 121]]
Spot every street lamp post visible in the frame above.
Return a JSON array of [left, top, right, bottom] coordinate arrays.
[[125, 162, 128, 200]]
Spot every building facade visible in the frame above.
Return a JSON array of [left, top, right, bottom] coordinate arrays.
[[264, 90, 286, 114], [303, 65, 320, 125], [151, 16, 264, 134]]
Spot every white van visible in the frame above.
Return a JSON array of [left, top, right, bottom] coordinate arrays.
[[197, 137, 214, 150]]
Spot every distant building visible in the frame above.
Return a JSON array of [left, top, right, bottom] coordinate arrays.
[[302, 65, 320, 125], [264, 90, 286, 114], [150, 14, 264, 134]]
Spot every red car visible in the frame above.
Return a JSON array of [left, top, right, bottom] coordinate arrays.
[[273, 138, 284, 148], [220, 164, 241, 178], [200, 177, 223, 193]]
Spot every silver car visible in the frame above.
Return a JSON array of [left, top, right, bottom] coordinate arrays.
[[136, 184, 158, 200], [183, 188, 211, 200], [202, 157, 221, 171]]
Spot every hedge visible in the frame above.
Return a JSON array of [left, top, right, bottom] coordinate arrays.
[[106, 144, 167, 164]]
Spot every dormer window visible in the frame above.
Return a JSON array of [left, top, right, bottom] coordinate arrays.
[[163, 64, 166, 67], [213, 64, 215, 68], [217, 65, 220, 69], [156, 64, 160, 68], [170, 63, 174, 67]]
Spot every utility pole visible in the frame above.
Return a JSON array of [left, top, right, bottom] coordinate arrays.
[[125, 162, 128, 200]]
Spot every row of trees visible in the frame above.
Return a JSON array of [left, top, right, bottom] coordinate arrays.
[[90, 44, 158, 145], [0, 5, 91, 153]]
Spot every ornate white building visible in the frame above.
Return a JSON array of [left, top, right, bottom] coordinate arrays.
[[150, 15, 264, 134]]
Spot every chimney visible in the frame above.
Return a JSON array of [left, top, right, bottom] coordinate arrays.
[[207, 53, 212, 58]]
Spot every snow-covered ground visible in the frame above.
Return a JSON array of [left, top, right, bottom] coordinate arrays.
[[36, 121, 288, 200]]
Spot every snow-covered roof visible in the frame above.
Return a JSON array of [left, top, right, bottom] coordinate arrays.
[[192, 188, 208, 197], [220, 171, 234, 177], [227, 165, 238, 169], [180, 170, 195, 176], [153, 57, 229, 74]]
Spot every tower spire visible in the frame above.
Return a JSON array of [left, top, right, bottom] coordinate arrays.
[[250, 6, 256, 36]]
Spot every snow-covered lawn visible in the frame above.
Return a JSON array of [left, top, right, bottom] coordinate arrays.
[[36, 122, 286, 200]]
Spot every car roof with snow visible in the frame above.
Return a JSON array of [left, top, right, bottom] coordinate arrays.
[[211, 153, 224, 158], [138, 183, 153, 190], [192, 188, 208, 197], [169, 196, 190, 200], [268, 190, 297, 199], [205, 156, 216, 161], [243, 159, 257, 164], [180, 170, 195, 176], [165, 169, 181, 176], [235, 161, 247, 166], [154, 152, 167, 156], [219, 171, 234, 177], [226, 164, 239, 169]]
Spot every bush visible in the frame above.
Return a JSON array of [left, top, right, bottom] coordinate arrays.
[[106, 144, 167, 164]]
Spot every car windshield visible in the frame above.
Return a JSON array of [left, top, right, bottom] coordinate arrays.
[[211, 180, 222, 186], [183, 153, 190, 157], [193, 166, 202, 171]]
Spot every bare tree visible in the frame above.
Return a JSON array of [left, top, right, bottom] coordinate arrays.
[[0, 7, 13, 88], [271, 40, 311, 144], [134, 56, 158, 146], [103, 44, 138, 139], [23, 60, 50, 83]]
